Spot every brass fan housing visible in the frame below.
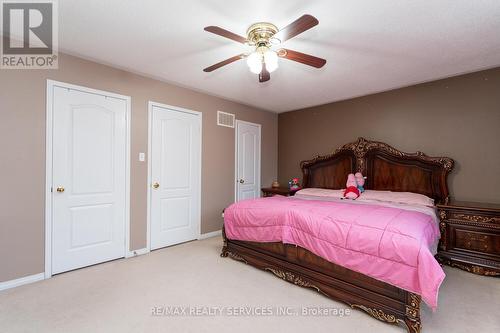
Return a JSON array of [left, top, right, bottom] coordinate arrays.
[[246, 22, 279, 46]]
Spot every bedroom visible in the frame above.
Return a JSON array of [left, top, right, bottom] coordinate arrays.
[[0, 1, 499, 332]]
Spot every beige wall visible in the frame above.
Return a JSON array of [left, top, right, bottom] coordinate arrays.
[[279, 67, 500, 204], [0, 53, 277, 282]]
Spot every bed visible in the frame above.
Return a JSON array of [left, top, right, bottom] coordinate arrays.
[[221, 137, 454, 333]]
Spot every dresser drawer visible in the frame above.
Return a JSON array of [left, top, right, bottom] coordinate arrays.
[[450, 225, 500, 255]]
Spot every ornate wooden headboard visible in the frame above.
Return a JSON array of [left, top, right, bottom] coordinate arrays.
[[300, 137, 454, 204]]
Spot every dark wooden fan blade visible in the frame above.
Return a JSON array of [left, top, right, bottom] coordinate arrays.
[[273, 15, 319, 43], [259, 63, 270, 83], [204, 26, 247, 44], [203, 54, 245, 72], [277, 48, 326, 68]]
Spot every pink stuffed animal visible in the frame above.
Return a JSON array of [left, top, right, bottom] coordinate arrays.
[[343, 173, 360, 199], [355, 172, 366, 193]]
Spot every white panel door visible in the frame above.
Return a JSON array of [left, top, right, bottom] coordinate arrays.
[[51, 87, 128, 274], [236, 121, 261, 201], [150, 105, 201, 250]]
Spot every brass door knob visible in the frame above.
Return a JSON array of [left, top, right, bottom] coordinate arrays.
[[239, 179, 244, 184], [152, 182, 160, 189], [56, 186, 65, 193]]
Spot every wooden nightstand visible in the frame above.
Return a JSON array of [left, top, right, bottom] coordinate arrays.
[[261, 187, 298, 197], [436, 201, 500, 276]]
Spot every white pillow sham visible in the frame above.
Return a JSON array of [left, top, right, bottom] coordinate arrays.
[[294, 188, 434, 207]]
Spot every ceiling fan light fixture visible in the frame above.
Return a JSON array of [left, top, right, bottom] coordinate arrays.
[[247, 47, 279, 74]]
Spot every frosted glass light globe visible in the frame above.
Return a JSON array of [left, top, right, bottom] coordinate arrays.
[[263, 50, 278, 73], [247, 52, 262, 74]]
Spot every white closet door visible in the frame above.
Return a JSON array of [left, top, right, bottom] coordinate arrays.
[[236, 120, 261, 201], [150, 104, 201, 250], [51, 86, 128, 274]]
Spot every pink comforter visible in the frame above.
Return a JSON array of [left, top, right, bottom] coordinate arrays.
[[224, 196, 445, 309]]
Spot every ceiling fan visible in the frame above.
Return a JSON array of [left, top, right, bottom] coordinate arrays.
[[203, 14, 326, 83]]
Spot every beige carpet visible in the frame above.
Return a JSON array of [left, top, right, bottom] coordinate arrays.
[[1, 236, 499, 333]]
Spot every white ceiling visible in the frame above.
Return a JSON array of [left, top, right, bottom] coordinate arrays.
[[55, 0, 500, 112]]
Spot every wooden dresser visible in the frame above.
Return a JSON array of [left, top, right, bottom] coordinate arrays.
[[436, 201, 500, 276]]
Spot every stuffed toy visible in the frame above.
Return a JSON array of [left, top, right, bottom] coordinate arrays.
[[355, 172, 366, 193], [343, 173, 360, 199], [289, 178, 301, 191]]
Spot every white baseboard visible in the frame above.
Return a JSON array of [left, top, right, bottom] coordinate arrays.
[[0, 273, 45, 292], [198, 229, 222, 240], [125, 247, 150, 258]]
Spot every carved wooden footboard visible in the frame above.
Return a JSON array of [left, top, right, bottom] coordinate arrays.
[[221, 226, 421, 333]]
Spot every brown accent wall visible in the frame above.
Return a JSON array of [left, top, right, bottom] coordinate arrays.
[[278, 67, 500, 204], [0, 53, 277, 282]]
